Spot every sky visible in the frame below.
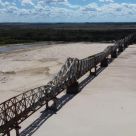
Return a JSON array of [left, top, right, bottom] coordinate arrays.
[[0, 0, 136, 22]]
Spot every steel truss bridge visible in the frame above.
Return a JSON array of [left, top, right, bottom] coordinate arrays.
[[0, 33, 136, 136]]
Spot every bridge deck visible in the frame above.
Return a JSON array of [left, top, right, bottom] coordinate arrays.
[[18, 44, 136, 136]]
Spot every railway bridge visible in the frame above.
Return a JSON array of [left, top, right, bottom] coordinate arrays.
[[0, 33, 136, 136]]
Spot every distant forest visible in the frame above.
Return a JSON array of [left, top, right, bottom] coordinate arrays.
[[0, 23, 136, 45]]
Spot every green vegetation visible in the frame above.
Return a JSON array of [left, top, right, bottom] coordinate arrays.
[[0, 23, 136, 45]]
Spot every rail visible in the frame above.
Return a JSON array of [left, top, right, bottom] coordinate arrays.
[[0, 33, 136, 136]]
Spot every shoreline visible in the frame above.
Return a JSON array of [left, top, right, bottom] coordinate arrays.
[[0, 41, 113, 54]]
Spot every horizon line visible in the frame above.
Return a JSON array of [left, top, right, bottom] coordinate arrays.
[[0, 22, 136, 24]]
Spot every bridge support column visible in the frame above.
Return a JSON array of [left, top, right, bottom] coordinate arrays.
[[101, 58, 108, 67], [46, 100, 49, 110], [111, 51, 117, 58], [67, 81, 79, 94], [124, 43, 128, 48], [6, 131, 10, 136], [14, 123, 21, 136], [15, 129, 19, 136], [46, 97, 58, 112], [90, 65, 97, 76], [118, 46, 123, 52], [52, 98, 58, 112]]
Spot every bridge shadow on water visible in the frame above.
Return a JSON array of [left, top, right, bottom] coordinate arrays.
[[20, 58, 114, 136]]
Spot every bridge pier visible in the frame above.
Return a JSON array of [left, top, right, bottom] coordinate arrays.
[[101, 58, 108, 67], [124, 43, 128, 48], [118, 46, 123, 52], [111, 51, 117, 58], [46, 97, 58, 112], [6, 131, 10, 136], [67, 81, 79, 94], [90, 65, 97, 76], [52, 98, 58, 112], [46, 100, 49, 109], [15, 128, 19, 136], [14, 123, 21, 136]]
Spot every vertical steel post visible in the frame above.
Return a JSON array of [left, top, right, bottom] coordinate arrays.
[[6, 131, 10, 136], [15, 127, 20, 136]]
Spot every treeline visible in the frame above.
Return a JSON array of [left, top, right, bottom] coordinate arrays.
[[0, 23, 136, 45]]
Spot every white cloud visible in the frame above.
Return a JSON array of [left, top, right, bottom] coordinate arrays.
[[99, 0, 114, 3], [82, 3, 98, 12], [0, 0, 136, 22], [21, 0, 34, 5], [99, 3, 136, 16], [45, 0, 68, 4]]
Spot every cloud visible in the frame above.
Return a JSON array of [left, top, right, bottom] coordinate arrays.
[[82, 3, 98, 12], [0, 0, 136, 22], [21, 0, 34, 5], [45, 0, 68, 4], [100, 3, 136, 16], [99, 0, 114, 3]]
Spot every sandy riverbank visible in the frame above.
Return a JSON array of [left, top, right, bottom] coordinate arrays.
[[1, 43, 136, 136], [0, 42, 109, 102]]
